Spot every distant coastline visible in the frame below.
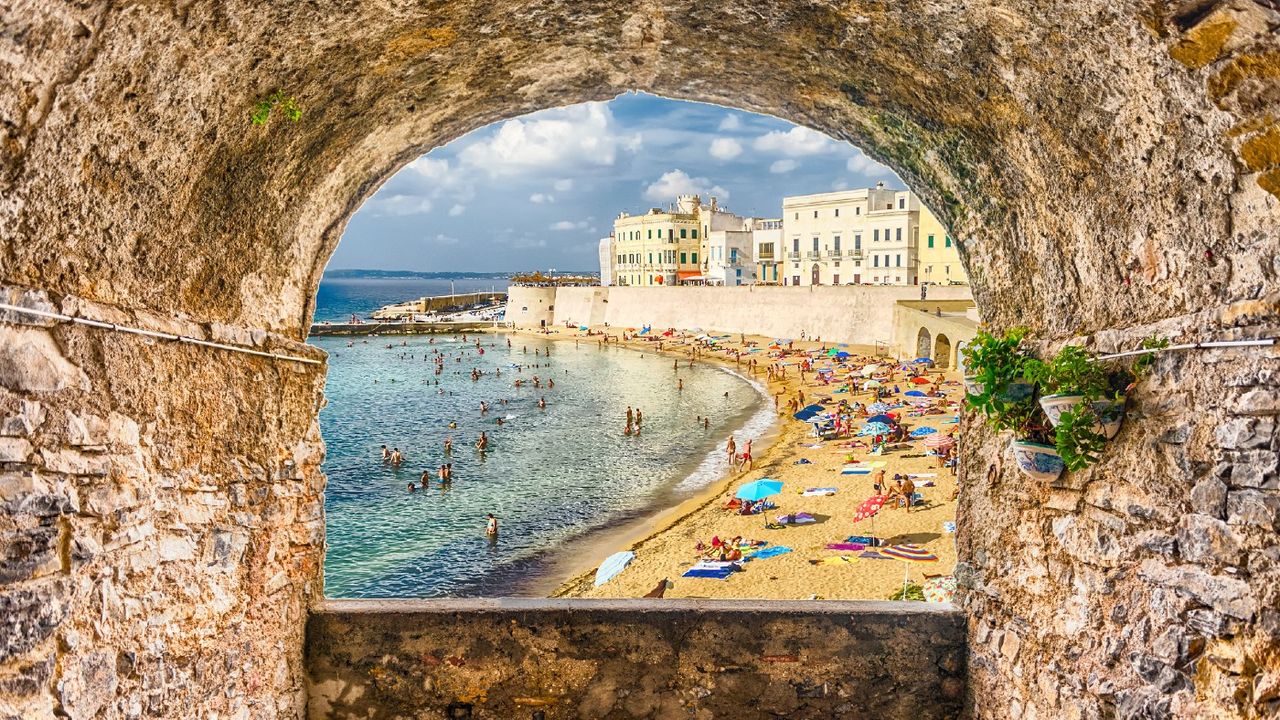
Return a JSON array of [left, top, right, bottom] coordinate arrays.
[[323, 268, 595, 280]]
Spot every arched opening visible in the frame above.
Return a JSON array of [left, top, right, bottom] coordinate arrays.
[[935, 333, 952, 369], [916, 326, 933, 360], [3, 2, 1277, 718]]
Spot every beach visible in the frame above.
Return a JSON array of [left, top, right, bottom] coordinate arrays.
[[519, 325, 961, 602]]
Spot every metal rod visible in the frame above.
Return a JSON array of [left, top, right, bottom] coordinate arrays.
[[0, 302, 323, 366], [1095, 337, 1276, 361]]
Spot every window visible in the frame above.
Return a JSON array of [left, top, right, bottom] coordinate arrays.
[[873, 229, 880, 242], [792, 275, 800, 285], [680, 252, 687, 264], [896, 228, 902, 242], [874, 256, 880, 267], [813, 210, 818, 218], [691, 252, 698, 264], [833, 235, 842, 252], [692, 229, 698, 239], [896, 254, 902, 267], [730, 249, 738, 263], [854, 234, 862, 249], [833, 274, 840, 284], [680, 229, 687, 239], [856, 207, 861, 216], [794, 212, 799, 220], [899, 197, 906, 209], [812, 237, 819, 252], [668, 229, 674, 240], [946, 236, 953, 247], [648, 253, 653, 263], [792, 238, 800, 252], [835, 208, 840, 217], [928, 234, 935, 248], [946, 266, 951, 275], [647, 230, 652, 239]]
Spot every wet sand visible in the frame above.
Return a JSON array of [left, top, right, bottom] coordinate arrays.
[[510, 325, 962, 602]]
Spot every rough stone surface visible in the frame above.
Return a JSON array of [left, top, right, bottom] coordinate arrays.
[[307, 599, 967, 720], [0, 1, 1279, 719]]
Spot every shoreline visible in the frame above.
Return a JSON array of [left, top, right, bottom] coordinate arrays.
[[508, 324, 962, 602], [495, 328, 783, 598]]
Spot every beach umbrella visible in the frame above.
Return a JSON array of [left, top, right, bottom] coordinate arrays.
[[910, 376, 932, 385], [866, 413, 896, 424], [913, 357, 934, 365], [923, 434, 956, 449], [867, 402, 891, 414], [909, 426, 938, 438], [826, 348, 839, 356], [880, 544, 940, 598], [904, 390, 927, 397], [861, 364, 880, 377], [922, 575, 957, 604], [736, 479, 784, 501], [793, 404, 824, 421], [858, 422, 891, 436], [835, 351, 850, 359], [852, 494, 888, 535], [863, 379, 882, 389], [594, 551, 635, 587]]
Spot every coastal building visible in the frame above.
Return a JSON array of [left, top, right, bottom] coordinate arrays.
[[779, 184, 965, 286], [611, 195, 703, 286], [752, 218, 784, 285], [917, 206, 969, 285], [597, 236, 614, 287], [702, 228, 754, 286]]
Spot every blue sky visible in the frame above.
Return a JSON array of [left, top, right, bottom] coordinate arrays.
[[329, 92, 903, 273]]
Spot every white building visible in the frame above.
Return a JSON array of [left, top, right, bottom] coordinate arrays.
[[751, 218, 783, 284], [597, 236, 614, 287], [780, 183, 924, 286], [703, 229, 754, 285]]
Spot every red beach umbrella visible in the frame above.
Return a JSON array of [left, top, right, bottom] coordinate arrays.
[[853, 494, 888, 535], [910, 376, 932, 385]]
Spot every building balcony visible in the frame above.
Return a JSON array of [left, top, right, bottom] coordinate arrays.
[[787, 251, 800, 259], [848, 248, 863, 258], [806, 251, 821, 260]]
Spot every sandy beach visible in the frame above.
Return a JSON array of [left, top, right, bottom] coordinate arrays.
[[509, 324, 962, 602]]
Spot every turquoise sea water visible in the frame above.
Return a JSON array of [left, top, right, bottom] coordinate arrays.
[[311, 280, 771, 598]]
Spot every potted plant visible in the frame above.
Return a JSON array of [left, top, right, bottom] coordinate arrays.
[[1023, 345, 1112, 428]]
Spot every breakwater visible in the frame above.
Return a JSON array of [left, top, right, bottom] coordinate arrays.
[[309, 320, 494, 336]]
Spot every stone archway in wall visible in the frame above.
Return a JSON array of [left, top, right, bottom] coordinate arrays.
[[917, 327, 933, 360], [935, 333, 952, 369], [2, 2, 1279, 719]]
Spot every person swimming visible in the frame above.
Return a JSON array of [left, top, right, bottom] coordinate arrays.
[[476, 432, 489, 451]]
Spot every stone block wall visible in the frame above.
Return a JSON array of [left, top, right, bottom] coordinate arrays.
[[306, 599, 967, 720], [0, 289, 328, 719]]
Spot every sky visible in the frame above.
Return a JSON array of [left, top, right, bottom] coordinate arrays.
[[329, 92, 904, 273]]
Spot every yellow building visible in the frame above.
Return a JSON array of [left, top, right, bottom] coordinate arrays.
[[611, 195, 703, 286], [917, 205, 969, 285]]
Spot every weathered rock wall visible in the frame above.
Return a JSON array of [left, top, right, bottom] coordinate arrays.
[[306, 599, 967, 720], [0, 289, 327, 719], [1, 0, 1279, 718]]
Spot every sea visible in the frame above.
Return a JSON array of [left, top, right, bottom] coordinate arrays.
[[311, 276, 773, 598]]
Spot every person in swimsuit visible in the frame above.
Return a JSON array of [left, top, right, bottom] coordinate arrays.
[[486, 514, 499, 537], [739, 439, 753, 470], [476, 432, 489, 451]]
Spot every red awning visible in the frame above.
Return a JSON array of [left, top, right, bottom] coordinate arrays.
[[676, 271, 700, 279]]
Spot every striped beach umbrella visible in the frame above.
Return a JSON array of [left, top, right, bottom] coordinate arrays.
[[880, 544, 939, 598], [923, 434, 956, 449]]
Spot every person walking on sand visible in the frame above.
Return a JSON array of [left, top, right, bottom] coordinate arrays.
[[739, 439, 753, 471], [726, 435, 737, 466]]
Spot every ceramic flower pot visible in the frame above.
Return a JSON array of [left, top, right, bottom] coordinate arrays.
[[964, 376, 984, 397], [997, 381, 1035, 404], [1039, 393, 1086, 428], [1092, 398, 1126, 440], [1010, 440, 1065, 482]]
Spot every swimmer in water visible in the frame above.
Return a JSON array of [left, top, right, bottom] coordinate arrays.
[[538, 397, 547, 409]]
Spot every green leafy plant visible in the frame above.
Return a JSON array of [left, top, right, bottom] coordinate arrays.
[[251, 90, 302, 126], [1023, 345, 1111, 399], [963, 327, 1040, 434], [888, 582, 926, 602], [1054, 404, 1107, 471], [1131, 336, 1169, 378]]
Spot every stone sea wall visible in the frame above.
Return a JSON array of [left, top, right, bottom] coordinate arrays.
[[0, 288, 327, 719], [307, 598, 967, 720], [508, 285, 973, 345]]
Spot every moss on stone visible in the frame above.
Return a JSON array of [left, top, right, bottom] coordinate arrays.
[[1258, 168, 1280, 199], [1208, 51, 1280, 104], [1241, 126, 1280, 171]]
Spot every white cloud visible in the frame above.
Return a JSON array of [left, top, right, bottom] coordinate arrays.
[[718, 114, 742, 131], [553, 179, 574, 192], [550, 220, 590, 231], [529, 193, 554, 204], [367, 194, 433, 216], [459, 102, 641, 177], [847, 150, 888, 175], [644, 170, 730, 202], [448, 204, 466, 216], [429, 233, 460, 245], [753, 126, 833, 156], [407, 156, 451, 180], [708, 137, 743, 161], [769, 159, 799, 174], [832, 179, 850, 191]]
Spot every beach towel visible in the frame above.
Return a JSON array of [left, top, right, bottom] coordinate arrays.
[[682, 567, 736, 579], [859, 550, 891, 560], [775, 512, 816, 525], [811, 555, 857, 566], [943, 521, 957, 534], [746, 546, 792, 561], [846, 535, 883, 547], [803, 487, 838, 496], [825, 543, 866, 552]]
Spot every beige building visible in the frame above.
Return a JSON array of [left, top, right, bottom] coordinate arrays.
[[779, 184, 964, 286], [611, 195, 702, 287], [917, 205, 969, 285]]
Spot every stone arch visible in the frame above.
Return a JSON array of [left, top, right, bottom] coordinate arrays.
[[935, 333, 952, 369], [2, 2, 1279, 719], [916, 326, 933, 360]]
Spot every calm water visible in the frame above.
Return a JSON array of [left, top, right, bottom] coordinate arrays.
[[311, 280, 771, 598], [312, 277, 509, 323]]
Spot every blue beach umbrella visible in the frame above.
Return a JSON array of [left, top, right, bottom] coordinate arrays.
[[793, 404, 824, 421], [736, 479, 784, 501], [858, 422, 892, 436], [913, 357, 934, 365], [909, 427, 938, 438], [867, 402, 891, 414], [866, 413, 896, 424], [905, 390, 927, 397]]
